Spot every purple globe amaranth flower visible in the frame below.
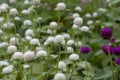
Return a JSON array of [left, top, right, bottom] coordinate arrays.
[[110, 38, 115, 43], [114, 46, 120, 55], [102, 45, 114, 55], [116, 58, 120, 65], [80, 46, 91, 54], [101, 27, 112, 39]]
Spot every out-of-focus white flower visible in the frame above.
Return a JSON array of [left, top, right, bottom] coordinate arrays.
[[47, 29, 53, 34], [24, 51, 35, 62], [67, 47, 74, 53], [10, 37, 18, 45], [36, 50, 47, 58], [69, 53, 79, 61], [9, 8, 18, 16], [7, 45, 17, 54], [0, 29, 3, 34], [72, 13, 80, 19], [3, 22, 14, 29], [32, 0, 41, 6], [0, 42, 9, 48], [25, 29, 34, 36], [22, 10, 30, 15], [23, 64, 30, 69], [62, 33, 70, 39], [30, 38, 40, 46], [67, 40, 74, 46], [75, 6, 82, 11], [14, 16, 21, 21], [12, 52, 24, 60], [44, 36, 54, 46], [58, 61, 66, 71], [55, 2, 66, 11], [9, 0, 16, 4], [0, 61, 9, 67], [25, 36, 32, 41], [24, 0, 30, 5], [72, 24, 79, 29], [2, 66, 13, 74], [35, 47, 43, 52], [80, 26, 89, 32], [74, 17, 83, 26], [49, 21, 58, 30], [85, 13, 91, 18], [54, 72, 66, 80], [75, 41, 82, 47], [1, 3, 9, 9], [23, 20, 32, 26], [0, 17, 4, 23], [98, 8, 107, 12], [0, 5, 7, 12], [87, 20, 93, 25], [92, 12, 98, 18], [54, 35, 64, 44]]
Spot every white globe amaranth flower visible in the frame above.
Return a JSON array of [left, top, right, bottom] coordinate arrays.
[[87, 20, 93, 25], [12, 52, 24, 60], [36, 50, 47, 58], [35, 47, 43, 52], [54, 72, 66, 80], [1, 3, 9, 9], [98, 8, 107, 12], [24, 0, 30, 5], [25, 29, 34, 36], [2, 66, 13, 74], [0, 5, 7, 12], [69, 53, 79, 61], [54, 35, 64, 44], [0, 61, 9, 67], [85, 13, 91, 18], [9, 8, 18, 16], [55, 2, 66, 11], [0, 42, 9, 48], [25, 36, 32, 41], [24, 51, 35, 62], [3, 22, 14, 29], [23, 20, 32, 26], [14, 16, 21, 21], [92, 12, 98, 18], [45, 36, 55, 45], [67, 40, 74, 46], [51, 55, 57, 59], [0, 17, 4, 23], [0, 29, 3, 35], [49, 21, 58, 30], [9, 0, 16, 4], [10, 37, 18, 45], [80, 26, 89, 32], [58, 61, 66, 71], [22, 9, 30, 15], [75, 6, 82, 11], [67, 47, 74, 53], [62, 33, 70, 39], [72, 13, 80, 19], [75, 41, 82, 47], [73, 17, 83, 26], [72, 24, 79, 29], [7, 45, 17, 54], [47, 29, 53, 34], [32, 0, 41, 6], [30, 38, 40, 46], [23, 64, 30, 69]]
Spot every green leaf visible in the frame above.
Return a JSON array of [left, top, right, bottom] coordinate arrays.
[[93, 70, 112, 80]]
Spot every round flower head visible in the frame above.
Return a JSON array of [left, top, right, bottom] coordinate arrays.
[[23, 20, 32, 26], [25, 29, 34, 36], [67, 40, 74, 46], [2, 66, 13, 74], [9, 8, 18, 16], [54, 35, 64, 44], [36, 50, 47, 58], [101, 27, 112, 39], [110, 38, 115, 43], [102, 45, 114, 55], [32, 0, 40, 6], [73, 17, 83, 26], [80, 26, 89, 32], [24, 51, 35, 62], [114, 46, 120, 55], [55, 2, 66, 11], [24, 0, 30, 5], [67, 47, 74, 53], [54, 72, 66, 80], [0, 61, 9, 67], [62, 33, 70, 39], [30, 38, 40, 46], [12, 52, 24, 60], [69, 53, 79, 61], [116, 58, 120, 65], [49, 21, 58, 30], [58, 61, 66, 71], [9, 0, 16, 4], [7, 45, 17, 54], [0, 6, 7, 12], [80, 46, 91, 54], [72, 13, 80, 19], [10, 37, 18, 45]]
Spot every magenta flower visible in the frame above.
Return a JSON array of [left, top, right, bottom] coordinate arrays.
[[101, 27, 112, 39]]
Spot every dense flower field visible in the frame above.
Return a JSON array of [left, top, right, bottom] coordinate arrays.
[[0, 0, 120, 80]]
